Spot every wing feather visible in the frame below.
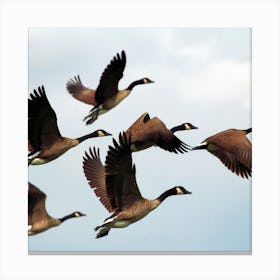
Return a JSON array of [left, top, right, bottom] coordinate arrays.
[[82, 147, 114, 212], [105, 132, 142, 210], [206, 129, 252, 178], [128, 116, 190, 153], [95, 51, 126, 104], [66, 75, 96, 105], [28, 86, 61, 153], [28, 182, 51, 225]]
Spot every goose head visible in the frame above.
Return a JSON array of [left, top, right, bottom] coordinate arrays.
[[94, 129, 112, 137], [73, 211, 87, 217], [141, 77, 154, 84], [183, 122, 198, 130], [175, 186, 192, 195], [170, 122, 198, 133]]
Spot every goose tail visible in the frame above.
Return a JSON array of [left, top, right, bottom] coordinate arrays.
[[94, 225, 111, 239]]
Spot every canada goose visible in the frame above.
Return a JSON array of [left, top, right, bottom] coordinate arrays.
[[66, 51, 154, 125], [28, 182, 86, 235], [125, 112, 198, 153], [82, 132, 192, 238], [28, 86, 111, 165], [192, 128, 252, 178]]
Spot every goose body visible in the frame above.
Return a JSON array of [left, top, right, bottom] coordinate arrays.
[[125, 112, 198, 153], [28, 182, 86, 235], [28, 86, 111, 165], [192, 128, 252, 178], [66, 51, 154, 125], [82, 132, 191, 238]]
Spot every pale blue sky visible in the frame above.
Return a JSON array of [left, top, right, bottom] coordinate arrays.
[[28, 28, 251, 253]]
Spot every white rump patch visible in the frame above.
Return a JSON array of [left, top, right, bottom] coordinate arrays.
[[28, 151, 40, 160]]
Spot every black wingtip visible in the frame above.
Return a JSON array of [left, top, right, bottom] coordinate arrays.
[[106, 131, 131, 160], [38, 85, 45, 96], [121, 50, 126, 58], [29, 85, 46, 100]]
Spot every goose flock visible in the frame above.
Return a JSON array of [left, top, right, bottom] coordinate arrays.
[[28, 50, 252, 239]]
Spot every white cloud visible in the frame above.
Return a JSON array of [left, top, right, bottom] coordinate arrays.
[[180, 60, 251, 109], [179, 44, 213, 62]]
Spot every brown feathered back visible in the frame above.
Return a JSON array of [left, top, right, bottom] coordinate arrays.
[[126, 112, 190, 153]]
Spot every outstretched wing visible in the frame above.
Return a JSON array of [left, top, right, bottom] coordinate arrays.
[[66, 75, 96, 105], [206, 129, 252, 178], [95, 51, 126, 104], [28, 182, 51, 225], [105, 132, 143, 211], [129, 116, 190, 153], [125, 112, 151, 137], [28, 86, 61, 153], [82, 147, 113, 212]]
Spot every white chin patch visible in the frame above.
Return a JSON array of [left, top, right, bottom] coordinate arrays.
[[184, 124, 191, 130], [176, 187, 184, 195]]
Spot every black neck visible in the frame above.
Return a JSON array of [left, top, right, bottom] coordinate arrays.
[[126, 79, 143, 91], [157, 188, 177, 203], [77, 132, 97, 143], [59, 213, 76, 223], [170, 124, 185, 133]]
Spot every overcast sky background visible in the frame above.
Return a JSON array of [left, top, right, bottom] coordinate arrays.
[[28, 28, 251, 253]]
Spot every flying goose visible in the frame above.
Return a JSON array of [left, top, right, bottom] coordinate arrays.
[[28, 86, 111, 165], [66, 51, 154, 125], [125, 112, 198, 153], [82, 132, 192, 238], [192, 128, 252, 178], [28, 182, 86, 235]]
